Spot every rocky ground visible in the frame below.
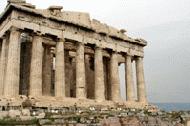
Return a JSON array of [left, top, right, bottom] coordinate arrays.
[[0, 103, 189, 126]]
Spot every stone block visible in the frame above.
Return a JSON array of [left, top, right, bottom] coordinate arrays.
[[8, 0, 26, 4], [0, 111, 8, 119], [39, 119, 52, 125], [76, 124, 87, 126], [187, 120, 190, 126], [8, 110, 21, 118], [21, 109, 30, 116], [54, 119, 65, 124], [91, 19, 109, 34], [51, 115, 63, 118], [36, 112, 45, 119], [20, 116, 33, 121], [68, 124, 75, 126], [101, 117, 121, 126]]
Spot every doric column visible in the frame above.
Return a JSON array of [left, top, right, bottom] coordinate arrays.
[[125, 54, 135, 102], [0, 39, 1, 58], [85, 54, 94, 99], [65, 50, 71, 97], [29, 34, 43, 97], [94, 47, 105, 101], [110, 52, 121, 101], [42, 46, 52, 96], [0, 37, 7, 96], [76, 43, 86, 98], [55, 40, 65, 97], [136, 57, 147, 103], [4, 28, 21, 97]]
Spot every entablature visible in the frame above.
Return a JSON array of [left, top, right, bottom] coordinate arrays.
[[0, 2, 146, 57]]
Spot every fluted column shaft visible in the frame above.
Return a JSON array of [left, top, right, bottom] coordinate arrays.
[[125, 54, 135, 101], [0, 40, 1, 56], [4, 28, 21, 97], [110, 52, 121, 101], [29, 35, 43, 97], [42, 46, 52, 96], [136, 57, 147, 103], [95, 47, 105, 101], [76, 43, 86, 98], [55, 40, 65, 97], [0, 38, 7, 96]]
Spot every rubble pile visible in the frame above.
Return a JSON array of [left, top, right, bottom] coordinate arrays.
[[0, 104, 189, 126]]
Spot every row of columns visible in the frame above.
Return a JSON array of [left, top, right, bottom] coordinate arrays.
[[0, 28, 147, 103], [125, 55, 147, 103]]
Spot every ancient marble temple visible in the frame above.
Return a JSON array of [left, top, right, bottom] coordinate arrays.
[[0, 0, 148, 108]]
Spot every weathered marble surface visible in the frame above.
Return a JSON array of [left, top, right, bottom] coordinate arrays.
[[0, 0, 148, 109]]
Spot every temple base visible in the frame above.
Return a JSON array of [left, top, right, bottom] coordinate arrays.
[[0, 96, 148, 110]]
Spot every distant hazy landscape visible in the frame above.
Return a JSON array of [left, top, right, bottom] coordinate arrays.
[[155, 103, 190, 111], [141, 21, 190, 111]]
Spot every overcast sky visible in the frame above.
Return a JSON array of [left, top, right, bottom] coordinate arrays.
[[0, 0, 190, 103]]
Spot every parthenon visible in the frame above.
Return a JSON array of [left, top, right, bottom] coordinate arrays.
[[0, 0, 148, 108]]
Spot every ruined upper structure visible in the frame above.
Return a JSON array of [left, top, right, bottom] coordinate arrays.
[[0, 0, 148, 108]]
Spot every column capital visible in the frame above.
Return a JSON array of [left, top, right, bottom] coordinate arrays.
[[57, 38, 65, 42], [0, 34, 6, 40], [95, 46, 102, 50], [112, 50, 118, 53], [76, 42, 84, 46], [126, 53, 133, 57], [32, 31, 43, 37], [9, 26, 20, 32], [135, 56, 144, 60]]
